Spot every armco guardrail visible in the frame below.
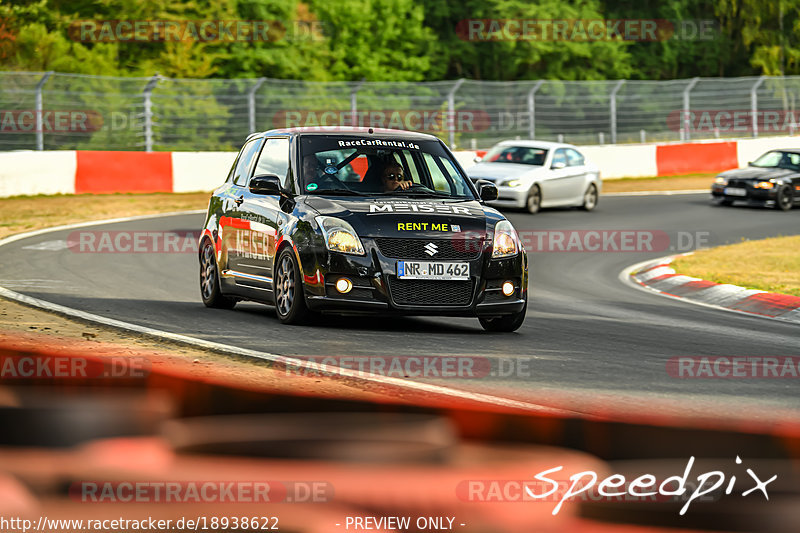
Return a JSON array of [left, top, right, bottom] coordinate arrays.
[[4, 71, 800, 152], [3, 136, 800, 198]]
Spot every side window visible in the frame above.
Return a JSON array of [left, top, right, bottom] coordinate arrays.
[[254, 138, 290, 187], [552, 149, 567, 167], [566, 149, 584, 167], [423, 153, 468, 195], [232, 139, 263, 187]]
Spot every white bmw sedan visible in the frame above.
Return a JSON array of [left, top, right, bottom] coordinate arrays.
[[466, 141, 601, 214]]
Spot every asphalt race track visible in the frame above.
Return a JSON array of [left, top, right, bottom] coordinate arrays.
[[2, 193, 799, 418]]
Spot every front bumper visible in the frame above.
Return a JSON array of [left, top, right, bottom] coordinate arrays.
[[711, 184, 778, 206], [300, 238, 528, 317], [487, 185, 528, 208]]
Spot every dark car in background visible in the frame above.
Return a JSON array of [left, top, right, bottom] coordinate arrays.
[[712, 149, 800, 211], [198, 127, 528, 332]]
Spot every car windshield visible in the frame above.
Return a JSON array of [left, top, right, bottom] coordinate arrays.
[[482, 145, 548, 165], [751, 150, 800, 170], [298, 136, 476, 199]]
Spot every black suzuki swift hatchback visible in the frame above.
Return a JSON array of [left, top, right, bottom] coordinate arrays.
[[199, 127, 528, 332]]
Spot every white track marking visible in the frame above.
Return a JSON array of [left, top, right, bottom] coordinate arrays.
[[0, 211, 578, 417]]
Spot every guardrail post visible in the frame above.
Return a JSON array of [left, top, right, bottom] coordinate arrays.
[[248, 77, 266, 134], [35, 71, 53, 151], [446, 78, 465, 148], [750, 76, 766, 138], [527, 80, 545, 139], [610, 79, 625, 144], [350, 79, 365, 127], [143, 75, 160, 152], [682, 77, 700, 142]]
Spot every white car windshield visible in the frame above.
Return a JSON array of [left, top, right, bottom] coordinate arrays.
[[482, 145, 547, 165]]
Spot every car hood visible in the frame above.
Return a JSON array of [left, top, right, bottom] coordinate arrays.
[[466, 162, 543, 182], [303, 196, 491, 238], [719, 167, 796, 180]]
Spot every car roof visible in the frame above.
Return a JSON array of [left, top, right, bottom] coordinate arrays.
[[252, 126, 441, 142], [766, 148, 800, 154], [492, 140, 578, 150]]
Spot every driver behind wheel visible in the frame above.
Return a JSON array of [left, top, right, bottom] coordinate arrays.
[[380, 161, 412, 192]]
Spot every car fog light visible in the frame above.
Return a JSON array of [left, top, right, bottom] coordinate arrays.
[[502, 281, 515, 296], [336, 278, 353, 294]]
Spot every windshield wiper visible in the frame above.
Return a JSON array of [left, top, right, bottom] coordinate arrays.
[[393, 189, 454, 197]]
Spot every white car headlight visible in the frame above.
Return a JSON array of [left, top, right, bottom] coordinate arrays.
[[501, 179, 523, 187], [492, 220, 521, 259], [315, 216, 365, 255], [715, 176, 728, 186]]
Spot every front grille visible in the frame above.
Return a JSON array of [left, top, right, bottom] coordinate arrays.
[[375, 238, 482, 260], [387, 278, 473, 306], [726, 179, 751, 188]]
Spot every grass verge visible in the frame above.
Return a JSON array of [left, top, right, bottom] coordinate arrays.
[[0, 192, 210, 240], [671, 235, 800, 297], [602, 173, 715, 193]]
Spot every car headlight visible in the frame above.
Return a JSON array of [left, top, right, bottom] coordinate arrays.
[[501, 179, 523, 187], [754, 180, 775, 189], [714, 177, 728, 186], [492, 220, 520, 259], [315, 216, 365, 255]]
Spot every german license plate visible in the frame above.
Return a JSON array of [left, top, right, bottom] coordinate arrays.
[[397, 261, 469, 280], [724, 187, 747, 196]]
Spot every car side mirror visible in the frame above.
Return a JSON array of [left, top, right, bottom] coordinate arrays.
[[473, 156, 483, 163], [748, 161, 755, 166], [551, 161, 566, 170], [249, 174, 282, 195], [476, 179, 498, 201]]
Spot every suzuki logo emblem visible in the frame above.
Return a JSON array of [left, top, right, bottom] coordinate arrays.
[[424, 242, 438, 256]]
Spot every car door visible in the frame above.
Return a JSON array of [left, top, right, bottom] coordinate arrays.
[[564, 148, 589, 203], [231, 137, 291, 294], [539, 148, 585, 206], [219, 137, 263, 277]]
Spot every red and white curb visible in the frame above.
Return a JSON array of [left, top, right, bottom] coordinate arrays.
[[622, 254, 800, 324]]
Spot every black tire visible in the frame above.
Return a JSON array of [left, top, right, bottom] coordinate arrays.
[[776, 186, 793, 211], [525, 185, 541, 214], [479, 300, 527, 332], [273, 248, 312, 325], [199, 239, 236, 309], [581, 183, 598, 211]]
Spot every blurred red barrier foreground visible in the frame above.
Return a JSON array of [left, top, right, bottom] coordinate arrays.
[[0, 331, 799, 533]]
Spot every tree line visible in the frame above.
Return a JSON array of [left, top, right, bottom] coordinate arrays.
[[0, 0, 797, 81]]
